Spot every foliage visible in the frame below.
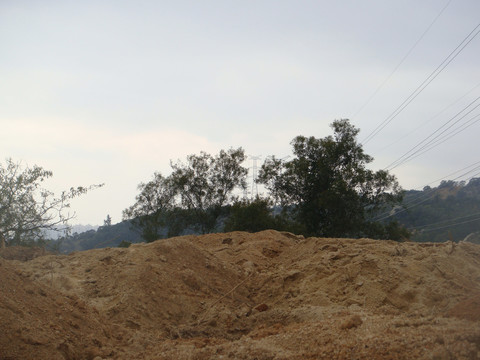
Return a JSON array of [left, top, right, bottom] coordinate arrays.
[[384, 220, 411, 241], [54, 220, 142, 253], [362, 220, 411, 241], [258, 119, 404, 238], [392, 178, 480, 242], [118, 240, 131, 248], [104, 215, 112, 227], [169, 148, 248, 233], [123, 173, 176, 242], [0, 158, 102, 247], [224, 197, 301, 233], [123, 148, 248, 240]]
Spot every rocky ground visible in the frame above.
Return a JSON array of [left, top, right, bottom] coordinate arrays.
[[1, 230, 480, 359]]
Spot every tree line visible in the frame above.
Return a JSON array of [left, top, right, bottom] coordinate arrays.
[[0, 119, 409, 248], [123, 119, 408, 241], [54, 176, 480, 252]]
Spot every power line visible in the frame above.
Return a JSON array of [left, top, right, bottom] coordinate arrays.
[[423, 160, 480, 188], [374, 190, 436, 222], [362, 21, 480, 145], [353, 0, 452, 118], [375, 81, 480, 153], [465, 170, 480, 181], [373, 160, 480, 221], [375, 166, 480, 221], [395, 113, 480, 167], [387, 102, 480, 169], [412, 215, 480, 233], [384, 96, 480, 170], [409, 211, 480, 230]]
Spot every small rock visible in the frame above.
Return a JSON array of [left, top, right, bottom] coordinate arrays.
[[330, 252, 342, 260], [340, 315, 363, 329], [255, 303, 269, 312], [243, 260, 255, 274], [431, 346, 452, 360]]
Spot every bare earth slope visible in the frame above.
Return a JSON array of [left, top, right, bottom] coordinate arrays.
[[1, 230, 480, 359]]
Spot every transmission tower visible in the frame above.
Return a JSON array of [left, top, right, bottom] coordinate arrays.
[[248, 155, 261, 199]]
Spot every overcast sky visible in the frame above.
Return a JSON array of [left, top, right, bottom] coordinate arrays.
[[1, 0, 479, 225]]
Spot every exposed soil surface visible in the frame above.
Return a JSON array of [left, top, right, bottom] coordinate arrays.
[[2, 230, 480, 359]]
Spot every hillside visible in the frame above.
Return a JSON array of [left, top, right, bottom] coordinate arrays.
[[395, 179, 480, 242], [56, 221, 143, 253], [2, 230, 480, 359]]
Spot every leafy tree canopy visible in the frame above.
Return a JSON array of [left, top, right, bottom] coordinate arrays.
[[258, 119, 404, 238], [170, 148, 248, 233], [0, 158, 103, 247], [123, 148, 248, 240], [123, 173, 176, 242], [224, 197, 301, 234]]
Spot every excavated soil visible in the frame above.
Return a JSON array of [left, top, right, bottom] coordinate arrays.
[[1, 230, 480, 359]]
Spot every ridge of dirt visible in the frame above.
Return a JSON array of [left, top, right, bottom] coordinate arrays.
[[1, 230, 480, 359], [0, 258, 126, 360], [0, 246, 51, 261]]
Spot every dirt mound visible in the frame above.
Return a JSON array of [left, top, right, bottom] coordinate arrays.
[[2, 231, 480, 359], [448, 293, 480, 321], [0, 246, 50, 261], [0, 258, 125, 360]]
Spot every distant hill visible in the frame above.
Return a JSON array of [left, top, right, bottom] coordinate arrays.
[[392, 178, 480, 242], [52, 178, 480, 252], [54, 220, 142, 253], [42, 224, 99, 240]]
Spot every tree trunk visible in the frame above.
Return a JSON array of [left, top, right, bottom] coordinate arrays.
[[0, 233, 5, 250]]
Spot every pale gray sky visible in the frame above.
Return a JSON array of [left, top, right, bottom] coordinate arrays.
[[1, 0, 479, 225]]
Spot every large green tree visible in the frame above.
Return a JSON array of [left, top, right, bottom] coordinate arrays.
[[0, 158, 102, 248], [224, 197, 301, 234], [258, 119, 404, 238], [122, 173, 177, 242], [123, 148, 248, 240], [169, 148, 247, 232]]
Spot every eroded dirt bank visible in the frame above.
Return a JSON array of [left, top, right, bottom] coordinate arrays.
[[1, 230, 480, 359]]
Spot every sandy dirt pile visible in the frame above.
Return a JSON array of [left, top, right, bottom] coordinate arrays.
[[1, 230, 480, 359], [0, 246, 50, 261]]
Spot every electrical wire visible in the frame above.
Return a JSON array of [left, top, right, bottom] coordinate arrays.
[[411, 215, 480, 233], [391, 113, 480, 169], [422, 160, 480, 189], [409, 211, 480, 230], [352, 0, 452, 118], [375, 167, 480, 221], [373, 161, 480, 221], [386, 98, 480, 169], [384, 97, 480, 170], [375, 81, 480, 153], [362, 21, 480, 145]]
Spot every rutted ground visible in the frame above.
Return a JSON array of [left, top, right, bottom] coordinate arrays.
[[1, 230, 480, 359]]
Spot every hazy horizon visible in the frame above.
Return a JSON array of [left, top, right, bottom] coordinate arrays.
[[1, 0, 479, 225]]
